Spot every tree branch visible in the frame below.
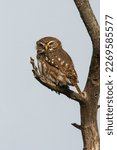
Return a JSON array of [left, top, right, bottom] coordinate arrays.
[[74, 0, 100, 96], [74, 0, 99, 43], [71, 123, 81, 130]]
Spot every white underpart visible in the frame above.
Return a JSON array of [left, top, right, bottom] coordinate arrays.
[[37, 60, 42, 75]]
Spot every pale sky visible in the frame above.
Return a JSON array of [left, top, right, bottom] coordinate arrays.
[[0, 0, 99, 150]]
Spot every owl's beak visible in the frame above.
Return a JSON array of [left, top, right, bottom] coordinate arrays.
[[36, 43, 48, 54], [45, 45, 48, 51]]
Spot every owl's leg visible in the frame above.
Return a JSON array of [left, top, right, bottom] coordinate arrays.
[[75, 84, 82, 94]]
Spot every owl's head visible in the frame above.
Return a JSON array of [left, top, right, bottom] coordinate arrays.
[[36, 36, 61, 54]]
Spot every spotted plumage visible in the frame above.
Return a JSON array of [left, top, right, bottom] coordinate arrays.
[[36, 36, 81, 93]]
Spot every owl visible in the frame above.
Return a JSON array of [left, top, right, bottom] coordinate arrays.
[[36, 36, 81, 94]]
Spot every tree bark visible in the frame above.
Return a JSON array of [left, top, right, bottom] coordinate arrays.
[[30, 0, 100, 150], [74, 0, 100, 150]]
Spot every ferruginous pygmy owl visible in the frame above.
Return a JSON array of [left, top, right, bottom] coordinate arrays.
[[36, 36, 81, 93]]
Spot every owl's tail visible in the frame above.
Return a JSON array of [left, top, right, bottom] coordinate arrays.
[[75, 84, 82, 94]]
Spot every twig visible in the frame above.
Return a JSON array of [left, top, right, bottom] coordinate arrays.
[[71, 123, 81, 130], [97, 105, 100, 109]]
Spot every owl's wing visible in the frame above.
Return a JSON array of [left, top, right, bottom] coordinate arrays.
[[47, 49, 78, 85], [47, 48, 73, 69]]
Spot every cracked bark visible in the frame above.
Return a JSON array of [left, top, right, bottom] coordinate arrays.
[[30, 0, 100, 150]]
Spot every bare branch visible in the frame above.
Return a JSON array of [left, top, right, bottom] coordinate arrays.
[[74, 0, 100, 92], [74, 0, 99, 43], [71, 123, 81, 130], [97, 105, 100, 109]]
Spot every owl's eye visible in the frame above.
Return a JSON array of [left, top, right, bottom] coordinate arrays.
[[36, 41, 45, 48], [48, 41, 58, 48], [36, 41, 46, 54]]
